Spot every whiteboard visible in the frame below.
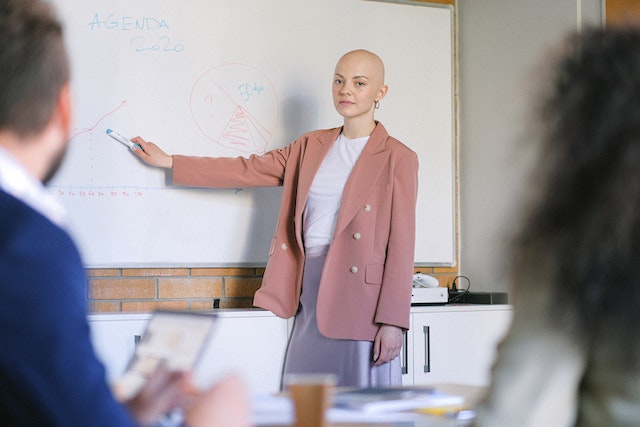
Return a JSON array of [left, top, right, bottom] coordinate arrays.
[[49, 0, 455, 267]]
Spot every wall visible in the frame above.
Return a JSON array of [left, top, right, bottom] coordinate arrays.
[[457, 0, 603, 293]]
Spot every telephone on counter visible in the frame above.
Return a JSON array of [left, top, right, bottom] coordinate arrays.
[[412, 273, 439, 288], [411, 273, 447, 305]]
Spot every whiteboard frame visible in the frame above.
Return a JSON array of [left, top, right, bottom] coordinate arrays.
[[50, 0, 458, 268]]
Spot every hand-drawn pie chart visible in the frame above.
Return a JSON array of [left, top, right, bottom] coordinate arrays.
[[190, 63, 279, 154]]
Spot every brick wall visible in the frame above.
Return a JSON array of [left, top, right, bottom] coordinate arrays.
[[87, 267, 263, 312], [86, 265, 458, 313]]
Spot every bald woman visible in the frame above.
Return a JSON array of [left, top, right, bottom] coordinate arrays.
[[132, 50, 419, 387]]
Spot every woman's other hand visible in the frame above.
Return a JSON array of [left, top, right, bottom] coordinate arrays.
[[373, 324, 403, 366]]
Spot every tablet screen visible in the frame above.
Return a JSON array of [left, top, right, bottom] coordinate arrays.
[[113, 311, 218, 401]]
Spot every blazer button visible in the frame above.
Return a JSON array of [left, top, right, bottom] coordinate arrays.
[[281, 243, 288, 250], [350, 266, 359, 274], [364, 204, 372, 212], [353, 232, 361, 240]]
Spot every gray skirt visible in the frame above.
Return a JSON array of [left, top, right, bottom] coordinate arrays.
[[282, 245, 401, 388]]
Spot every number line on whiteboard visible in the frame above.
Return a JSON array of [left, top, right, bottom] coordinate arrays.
[[69, 99, 128, 142], [47, 184, 244, 193], [46, 184, 246, 200]]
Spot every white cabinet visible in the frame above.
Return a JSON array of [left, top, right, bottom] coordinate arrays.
[[195, 312, 289, 392], [88, 310, 289, 394], [405, 305, 513, 386], [89, 306, 512, 394], [88, 313, 148, 383]]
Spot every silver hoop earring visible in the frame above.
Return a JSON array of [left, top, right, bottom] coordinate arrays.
[[375, 101, 380, 109]]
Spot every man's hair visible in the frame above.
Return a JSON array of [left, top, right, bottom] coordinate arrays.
[[0, 0, 69, 137]]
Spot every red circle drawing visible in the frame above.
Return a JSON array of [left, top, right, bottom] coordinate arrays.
[[190, 63, 279, 154]]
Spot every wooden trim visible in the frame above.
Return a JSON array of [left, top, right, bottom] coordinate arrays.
[[412, 0, 455, 5], [606, 0, 640, 26]]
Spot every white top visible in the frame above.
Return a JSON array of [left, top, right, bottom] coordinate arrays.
[[0, 146, 66, 226], [303, 133, 369, 248]]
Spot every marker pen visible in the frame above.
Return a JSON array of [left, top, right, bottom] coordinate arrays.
[[106, 129, 142, 151]]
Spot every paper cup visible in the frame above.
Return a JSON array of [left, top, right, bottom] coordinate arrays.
[[284, 374, 337, 427]]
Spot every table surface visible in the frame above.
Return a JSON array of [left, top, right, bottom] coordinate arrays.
[[258, 384, 487, 427]]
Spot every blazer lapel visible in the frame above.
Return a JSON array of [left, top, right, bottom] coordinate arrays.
[[294, 127, 342, 221], [334, 124, 390, 237]]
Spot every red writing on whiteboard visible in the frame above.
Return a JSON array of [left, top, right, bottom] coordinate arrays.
[[52, 189, 144, 198]]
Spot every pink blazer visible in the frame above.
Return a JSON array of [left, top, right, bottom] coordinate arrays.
[[173, 122, 418, 341]]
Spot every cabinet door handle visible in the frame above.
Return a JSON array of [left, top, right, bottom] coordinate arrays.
[[401, 330, 408, 375], [423, 325, 431, 373], [134, 334, 141, 347]]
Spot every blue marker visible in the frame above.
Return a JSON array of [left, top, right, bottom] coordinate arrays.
[[106, 129, 142, 151]]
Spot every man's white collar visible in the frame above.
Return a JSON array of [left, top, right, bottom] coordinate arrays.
[[0, 146, 66, 226]]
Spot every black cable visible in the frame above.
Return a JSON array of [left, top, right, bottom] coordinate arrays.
[[448, 275, 471, 303], [452, 275, 471, 292]]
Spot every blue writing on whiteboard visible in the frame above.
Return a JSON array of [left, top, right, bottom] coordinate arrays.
[[131, 36, 184, 52], [88, 14, 170, 31], [88, 13, 183, 53], [238, 82, 264, 102]]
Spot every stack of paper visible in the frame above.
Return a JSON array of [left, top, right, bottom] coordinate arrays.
[[333, 387, 464, 414]]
